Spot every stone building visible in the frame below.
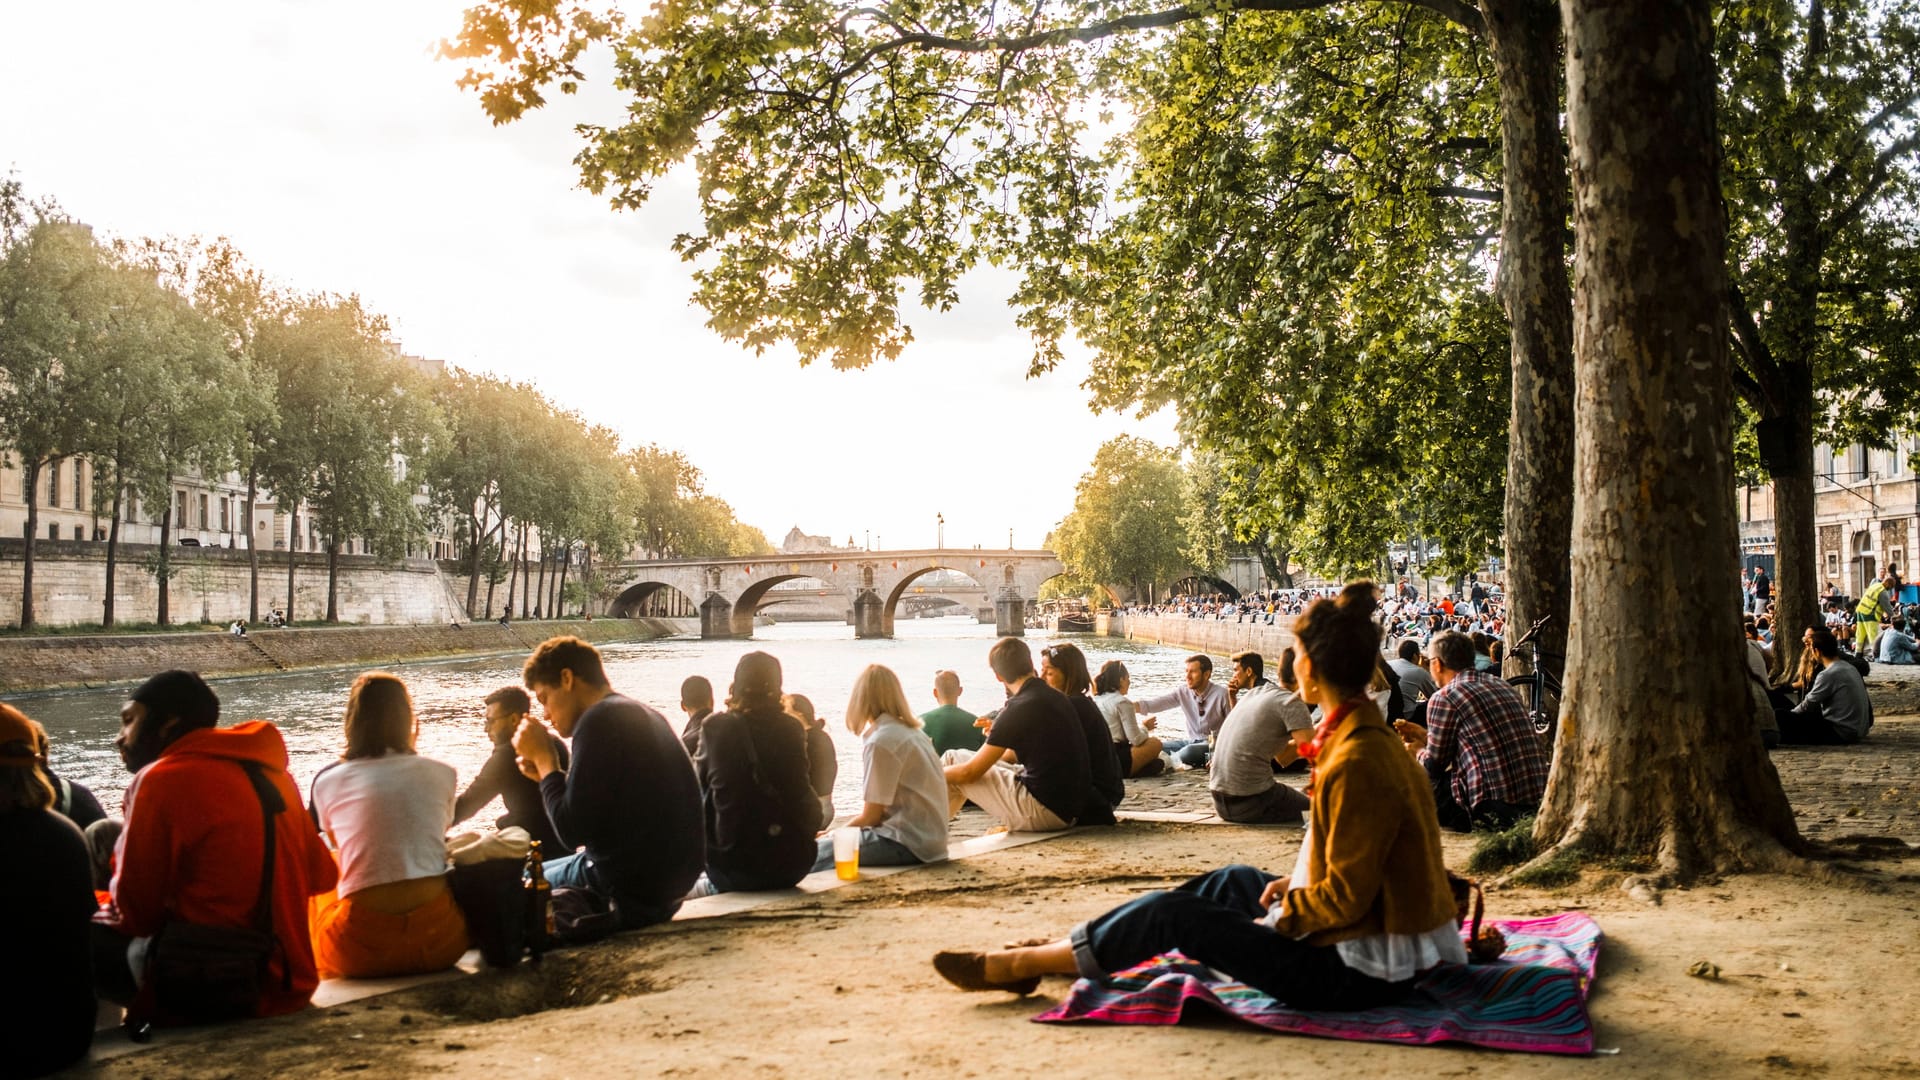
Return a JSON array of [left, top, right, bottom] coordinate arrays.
[[1738, 435, 1920, 599], [780, 526, 853, 555], [0, 350, 462, 562]]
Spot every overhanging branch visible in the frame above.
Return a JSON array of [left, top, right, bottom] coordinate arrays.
[[832, 0, 1483, 85], [1823, 130, 1920, 239], [1428, 185, 1501, 202]]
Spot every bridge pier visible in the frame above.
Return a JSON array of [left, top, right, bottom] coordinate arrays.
[[699, 594, 734, 640], [852, 589, 887, 639], [994, 590, 1026, 638]]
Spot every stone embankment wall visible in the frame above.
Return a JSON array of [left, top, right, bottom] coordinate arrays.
[[0, 540, 468, 629], [0, 618, 691, 693], [1100, 612, 1295, 662]]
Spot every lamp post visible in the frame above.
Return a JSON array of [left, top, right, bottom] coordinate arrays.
[[937, 512, 944, 549]]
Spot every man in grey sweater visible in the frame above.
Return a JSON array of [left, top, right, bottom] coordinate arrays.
[[1776, 628, 1874, 745]]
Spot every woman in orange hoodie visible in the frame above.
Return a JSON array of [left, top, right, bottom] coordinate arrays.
[[933, 583, 1466, 1008]]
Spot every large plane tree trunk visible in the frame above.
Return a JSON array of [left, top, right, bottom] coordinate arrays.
[[1482, 0, 1574, 685], [1535, 0, 1801, 877]]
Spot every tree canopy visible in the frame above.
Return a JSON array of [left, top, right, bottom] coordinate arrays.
[[1050, 435, 1192, 599]]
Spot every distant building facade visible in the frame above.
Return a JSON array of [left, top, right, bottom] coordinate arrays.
[[0, 349, 462, 562], [1738, 434, 1920, 598], [780, 527, 854, 555]]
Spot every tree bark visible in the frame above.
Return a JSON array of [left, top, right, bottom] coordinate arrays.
[[245, 462, 260, 624], [286, 506, 300, 624], [518, 527, 532, 619], [464, 514, 482, 618], [103, 483, 123, 628], [20, 458, 41, 629], [535, 539, 549, 618], [503, 523, 522, 618], [156, 503, 173, 626], [1767, 434, 1818, 680], [484, 519, 505, 619], [555, 545, 572, 617], [1482, 0, 1575, 686], [326, 539, 340, 623], [1537, 0, 1801, 876]]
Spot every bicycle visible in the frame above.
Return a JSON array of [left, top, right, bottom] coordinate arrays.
[[1505, 615, 1564, 745]]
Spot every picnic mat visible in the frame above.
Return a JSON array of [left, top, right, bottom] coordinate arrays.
[[1033, 912, 1602, 1055]]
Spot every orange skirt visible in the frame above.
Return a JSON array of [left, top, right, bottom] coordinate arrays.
[[310, 885, 469, 981]]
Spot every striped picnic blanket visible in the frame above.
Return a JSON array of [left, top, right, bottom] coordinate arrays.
[[1033, 912, 1601, 1055]]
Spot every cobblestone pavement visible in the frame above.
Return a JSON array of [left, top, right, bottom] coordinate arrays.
[[952, 713, 1920, 845]]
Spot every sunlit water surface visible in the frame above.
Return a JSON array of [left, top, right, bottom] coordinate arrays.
[[16, 618, 1198, 818]]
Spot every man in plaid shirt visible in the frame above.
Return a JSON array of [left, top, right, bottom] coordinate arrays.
[[1394, 630, 1550, 831]]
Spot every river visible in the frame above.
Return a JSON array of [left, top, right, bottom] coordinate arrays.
[[17, 617, 1198, 818]]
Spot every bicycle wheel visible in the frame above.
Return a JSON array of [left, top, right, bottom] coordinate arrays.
[[1505, 673, 1560, 743]]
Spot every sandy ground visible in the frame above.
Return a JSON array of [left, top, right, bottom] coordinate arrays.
[[72, 717, 1920, 1080]]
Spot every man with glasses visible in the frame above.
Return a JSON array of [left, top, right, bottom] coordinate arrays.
[[1133, 655, 1230, 768]]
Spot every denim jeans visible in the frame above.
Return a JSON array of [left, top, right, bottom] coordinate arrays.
[[543, 852, 680, 929], [1070, 864, 1412, 1010], [810, 829, 923, 873], [1173, 742, 1212, 768]]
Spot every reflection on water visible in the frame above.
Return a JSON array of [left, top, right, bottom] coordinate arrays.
[[13, 618, 1197, 818]]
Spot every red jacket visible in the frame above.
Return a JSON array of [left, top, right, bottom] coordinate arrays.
[[107, 721, 339, 1017]]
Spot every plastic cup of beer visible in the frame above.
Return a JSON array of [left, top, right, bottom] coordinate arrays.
[[832, 826, 861, 881]]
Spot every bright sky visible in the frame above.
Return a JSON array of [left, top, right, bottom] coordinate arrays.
[[0, 1, 1178, 554]]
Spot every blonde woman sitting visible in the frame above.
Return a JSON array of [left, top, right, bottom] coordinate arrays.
[[812, 664, 949, 872]]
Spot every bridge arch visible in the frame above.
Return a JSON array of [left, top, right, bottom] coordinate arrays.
[[609, 580, 701, 618], [730, 574, 811, 636], [882, 565, 991, 635]]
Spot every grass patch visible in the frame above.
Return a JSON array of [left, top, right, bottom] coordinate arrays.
[[1508, 847, 1585, 888], [1466, 815, 1538, 875], [0, 618, 340, 638]]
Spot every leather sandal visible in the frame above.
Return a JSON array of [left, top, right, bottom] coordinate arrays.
[[933, 950, 1042, 995]]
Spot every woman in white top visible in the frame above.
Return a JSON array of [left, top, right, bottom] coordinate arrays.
[[1093, 661, 1165, 777], [810, 664, 948, 872], [308, 672, 468, 980]]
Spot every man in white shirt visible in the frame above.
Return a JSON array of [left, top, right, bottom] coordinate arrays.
[[1135, 654, 1230, 768]]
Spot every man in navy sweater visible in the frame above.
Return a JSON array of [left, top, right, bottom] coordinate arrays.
[[515, 636, 705, 928]]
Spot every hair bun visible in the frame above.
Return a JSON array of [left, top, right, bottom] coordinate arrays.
[[1338, 581, 1380, 620]]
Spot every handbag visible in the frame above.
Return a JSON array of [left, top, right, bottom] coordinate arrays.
[[1447, 872, 1507, 963], [134, 761, 285, 1025]]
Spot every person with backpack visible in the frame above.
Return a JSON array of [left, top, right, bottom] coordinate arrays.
[[690, 652, 824, 894], [94, 670, 338, 1023]]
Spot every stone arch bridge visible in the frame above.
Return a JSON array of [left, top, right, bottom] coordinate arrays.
[[608, 549, 1068, 639]]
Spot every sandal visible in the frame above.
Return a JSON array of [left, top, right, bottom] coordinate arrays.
[[933, 950, 1042, 995]]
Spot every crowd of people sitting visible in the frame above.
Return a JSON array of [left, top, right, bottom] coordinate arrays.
[[8, 565, 1885, 1074], [1121, 578, 1507, 645]]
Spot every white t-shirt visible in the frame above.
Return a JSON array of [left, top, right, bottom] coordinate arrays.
[[311, 753, 457, 897], [861, 716, 949, 863]]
